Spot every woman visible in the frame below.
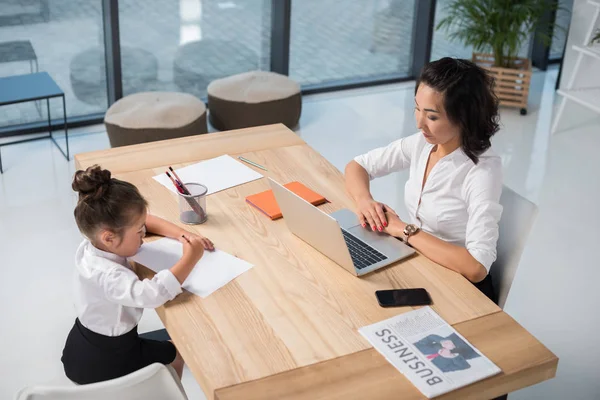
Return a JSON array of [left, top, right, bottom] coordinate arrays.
[[344, 57, 502, 301]]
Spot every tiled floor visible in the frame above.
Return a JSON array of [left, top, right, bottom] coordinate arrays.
[[1, 65, 599, 399]]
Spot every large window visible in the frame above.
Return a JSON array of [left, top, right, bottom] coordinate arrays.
[[0, 0, 571, 135], [430, 0, 532, 62], [289, 0, 416, 86], [0, 0, 107, 128], [118, 0, 270, 99], [550, 0, 573, 60]]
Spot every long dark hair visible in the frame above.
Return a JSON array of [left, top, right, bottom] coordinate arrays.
[[416, 57, 500, 164], [72, 165, 147, 240]]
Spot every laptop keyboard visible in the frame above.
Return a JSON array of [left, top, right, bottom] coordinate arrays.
[[341, 230, 388, 270]]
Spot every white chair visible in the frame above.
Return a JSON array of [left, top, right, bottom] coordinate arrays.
[[15, 363, 187, 400], [492, 186, 538, 309]]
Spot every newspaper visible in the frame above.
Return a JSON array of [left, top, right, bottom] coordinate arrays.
[[359, 307, 501, 398]]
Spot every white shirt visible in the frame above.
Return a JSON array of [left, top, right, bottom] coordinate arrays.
[[74, 239, 182, 336], [354, 132, 503, 272]]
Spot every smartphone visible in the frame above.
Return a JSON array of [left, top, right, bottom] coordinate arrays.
[[375, 288, 432, 307]]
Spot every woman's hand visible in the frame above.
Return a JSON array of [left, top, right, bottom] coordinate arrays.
[[185, 232, 214, 251], [356, 198, 397, 232], [382, 212, 406, 238]]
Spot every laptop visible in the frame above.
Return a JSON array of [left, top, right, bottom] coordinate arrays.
[[268, 178, 415, 276]]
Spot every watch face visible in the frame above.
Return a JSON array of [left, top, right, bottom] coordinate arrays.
[[405, 225, 418, 235]]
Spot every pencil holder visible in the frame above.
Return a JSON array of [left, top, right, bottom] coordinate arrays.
[[178, 183, 208, 224]]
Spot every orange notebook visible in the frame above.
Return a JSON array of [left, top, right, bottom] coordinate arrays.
[[246, 181, 327, 220]]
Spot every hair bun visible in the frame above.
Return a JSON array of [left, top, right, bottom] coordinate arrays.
[[72, 165, 112, 201]]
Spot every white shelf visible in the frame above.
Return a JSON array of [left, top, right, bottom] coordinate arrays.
[[572, 45, 600, 60], [557, 88, 600, 114]]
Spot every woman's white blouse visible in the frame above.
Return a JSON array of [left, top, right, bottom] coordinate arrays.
[[73, 239, 182, 336], [354, 132, 503, 271]]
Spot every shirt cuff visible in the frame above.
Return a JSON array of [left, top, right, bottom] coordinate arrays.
[[155, 270, 183, 299], [467, 248, 495, 273]]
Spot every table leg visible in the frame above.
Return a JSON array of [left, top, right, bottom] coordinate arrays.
[[63, 95, 69, 160], [47, 98, 51, 137]]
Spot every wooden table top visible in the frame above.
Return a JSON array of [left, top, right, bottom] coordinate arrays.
[[75, 124, 556, 399]]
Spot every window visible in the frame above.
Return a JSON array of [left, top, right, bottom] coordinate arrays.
[[289, 0, 416, 86], [118, 0, 270, 99], [0, 1, 106, 128]]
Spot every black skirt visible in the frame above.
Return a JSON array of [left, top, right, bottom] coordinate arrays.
[[61, 319, 177, 384], [473, 273, 497, 304]]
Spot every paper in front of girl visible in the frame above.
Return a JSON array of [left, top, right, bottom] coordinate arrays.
[[130, 238, 253, 298], [359, 306, 500, 398]]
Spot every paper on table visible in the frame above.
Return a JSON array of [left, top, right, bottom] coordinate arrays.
[[153, 154, 263, 195], [130, 238, 253, 298]]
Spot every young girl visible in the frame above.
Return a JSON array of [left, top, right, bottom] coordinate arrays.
[[61, 165, 214, 384]]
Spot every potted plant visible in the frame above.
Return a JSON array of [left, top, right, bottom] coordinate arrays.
[[437, 0, 565, 115]]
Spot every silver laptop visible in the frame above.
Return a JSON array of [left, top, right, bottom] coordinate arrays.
[[268, 178, 415, 276]]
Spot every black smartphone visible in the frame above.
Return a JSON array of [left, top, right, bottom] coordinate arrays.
[[375, 288, 432, 307]]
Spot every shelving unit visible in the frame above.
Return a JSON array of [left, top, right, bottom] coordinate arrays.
[[551, 0, 600, 133]]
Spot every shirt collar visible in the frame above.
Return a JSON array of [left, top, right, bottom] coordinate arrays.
[[85, 239, 128, 265]]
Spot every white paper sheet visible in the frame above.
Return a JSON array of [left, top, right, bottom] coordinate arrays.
[[153, 154, 263, 195], [130, 238, 253, 298]]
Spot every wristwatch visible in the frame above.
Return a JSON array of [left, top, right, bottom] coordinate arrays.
[[402, 224, 420, 245]]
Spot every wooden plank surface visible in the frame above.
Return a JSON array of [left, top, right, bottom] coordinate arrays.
[[79, 124, 555, 399], [214, 312, 558, 400], [74, 123, 304, 173], [126, 141, 499, 398]]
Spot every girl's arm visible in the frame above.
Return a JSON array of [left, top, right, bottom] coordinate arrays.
[[146, 214, 214, 250]]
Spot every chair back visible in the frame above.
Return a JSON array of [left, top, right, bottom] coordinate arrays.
[[493, 186, 538, 309], [16, 363, 187, 400]]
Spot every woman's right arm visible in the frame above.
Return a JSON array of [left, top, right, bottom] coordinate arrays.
[[345, 161, 394, 231], [345, 135, 417, 231]]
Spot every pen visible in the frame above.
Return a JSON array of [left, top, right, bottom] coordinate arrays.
[[168, 166, 191, 195], [238, 156, 268, 171], [166, 171, 207, 220], [166, 171, 185, 194]]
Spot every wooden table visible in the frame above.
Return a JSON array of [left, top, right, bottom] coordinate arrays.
[[75, 124, 557, 399]]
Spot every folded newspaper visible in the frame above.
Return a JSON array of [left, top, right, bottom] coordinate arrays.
[[359, 307, 501, 398]]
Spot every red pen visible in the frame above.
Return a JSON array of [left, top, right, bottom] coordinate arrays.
[[166, 171, 207, 220], [166, 171, 185, 194], [169, 166, 191, 195]]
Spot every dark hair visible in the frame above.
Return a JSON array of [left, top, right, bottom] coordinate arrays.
[[415, 57, 499, 164], [72, 165, 148, 240]]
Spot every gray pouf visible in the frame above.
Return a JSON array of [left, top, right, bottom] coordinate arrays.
[[104, 92, 207, 148], [207, 71, 301, 131], [173, 39, 258, 98], [70, 47, 158, 106]]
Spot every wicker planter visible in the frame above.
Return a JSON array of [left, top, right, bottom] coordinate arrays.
[[473, 53, 532, 115]]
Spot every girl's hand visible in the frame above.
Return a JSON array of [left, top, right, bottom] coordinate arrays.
[[185, 232, 215, 251], [356, 198, 397, 232], [179, 234, 205, 264]]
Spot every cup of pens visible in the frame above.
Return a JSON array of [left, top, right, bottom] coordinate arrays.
[[166, 168, 208, 225], [177, 183, 208, 224]]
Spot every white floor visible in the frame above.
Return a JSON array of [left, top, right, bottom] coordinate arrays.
[[1, 66, 599, 399]]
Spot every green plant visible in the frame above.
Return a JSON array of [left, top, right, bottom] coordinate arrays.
[[437, 0, 565, 68], [593, 29, 600, 44]]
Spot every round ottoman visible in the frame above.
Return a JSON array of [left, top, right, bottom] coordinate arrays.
[[70, 47, 158, 106], [173, 39, 258, 98], [104, 92, 207, 148], [207, 71, 301, 131]]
